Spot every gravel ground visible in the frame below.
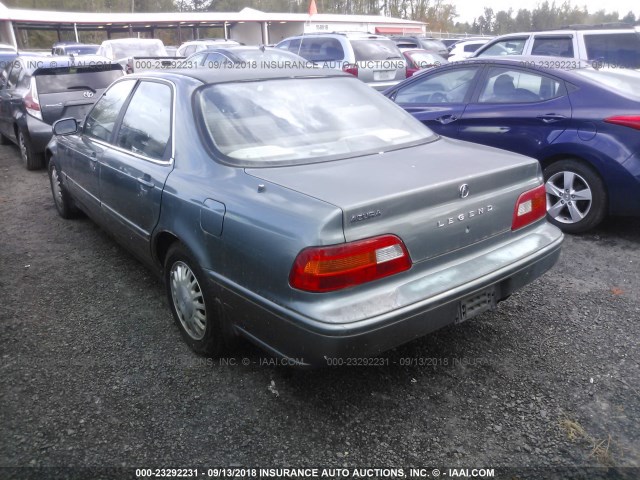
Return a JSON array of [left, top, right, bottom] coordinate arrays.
[[0, 144, 638, 480]]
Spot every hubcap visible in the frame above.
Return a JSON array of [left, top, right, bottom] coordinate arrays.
[[51, 166, 64, 210], [169, 261, 206, 340], [545, 170, 593, 224]]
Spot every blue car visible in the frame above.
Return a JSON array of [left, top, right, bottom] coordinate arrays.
[[384, 57, 640, 233]]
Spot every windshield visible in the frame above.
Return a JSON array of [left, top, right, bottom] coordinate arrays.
[[112, 41, 167, 58], [196, 76, 435, 166]]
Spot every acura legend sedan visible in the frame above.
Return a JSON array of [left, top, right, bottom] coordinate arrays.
[[46, 68, 563, 366]]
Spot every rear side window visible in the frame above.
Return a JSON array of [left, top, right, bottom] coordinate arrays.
[[584, 33, 640, 69], [478, 67, 564, 103], [464, 43, 483, 53], [531, 36, 573, 57], [35, 67, 123, 94], [84, 80, 136, 142], [115, 81, 172, 161], [351, 39, 402, 61]]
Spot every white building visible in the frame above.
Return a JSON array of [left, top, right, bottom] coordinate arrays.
[[0, 3, 426, 48]]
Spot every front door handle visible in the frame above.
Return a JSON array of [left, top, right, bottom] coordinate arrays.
[[137, 177, 155, 189], [536, 114, 567, 124], [435, 114, 458, 125]]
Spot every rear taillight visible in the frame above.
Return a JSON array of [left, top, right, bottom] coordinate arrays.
[[512, 184, 546, 231], [604, 115, 640, 131], [343, 63, 358, 77], [289, 234, 411, 292], [24, 77, 42, 120], [406, 67, 420, 77]]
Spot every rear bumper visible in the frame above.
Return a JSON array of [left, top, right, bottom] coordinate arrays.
[[25, 115, 53, 153], [208, 223, 563, 366]]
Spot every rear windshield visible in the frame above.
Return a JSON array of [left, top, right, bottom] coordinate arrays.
[[112, 41, 167, 58], [351, 40, 402, 61], [420, 40, 446, 51], [196, 76, 435, 167], [64, 46, 99, 55], [583, 33, 640, 69], [35, 67, 123, 94], [572, 69, 640, 101]]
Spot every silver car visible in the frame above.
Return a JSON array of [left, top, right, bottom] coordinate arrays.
[[276, 32, 407, 90], [46, 68, 563, 366]]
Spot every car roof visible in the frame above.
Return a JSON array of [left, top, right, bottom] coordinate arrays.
[[101, 38, 163, 44], [127, 67, 349, 85]]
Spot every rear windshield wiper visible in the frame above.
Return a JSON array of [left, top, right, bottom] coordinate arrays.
[[67, 85, 96, 93]]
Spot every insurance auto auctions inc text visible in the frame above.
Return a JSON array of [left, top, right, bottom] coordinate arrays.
[[218, 467, 495, 478]]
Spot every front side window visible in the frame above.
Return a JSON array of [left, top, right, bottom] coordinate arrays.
[[196, 77, 435, 166], [115, 81, 172, 160], [478, 67, 563, 103], [394, 67, 479, 104], [84, 80, 136, 142]]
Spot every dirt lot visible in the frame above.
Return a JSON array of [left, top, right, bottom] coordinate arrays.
[[0, 143, 638, 480]]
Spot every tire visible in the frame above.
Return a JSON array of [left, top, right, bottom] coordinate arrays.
[[48, 159, 79, 219], [543, 159, 607, 234], [18, 129, 44, 170], [164, 243, 229, 356]]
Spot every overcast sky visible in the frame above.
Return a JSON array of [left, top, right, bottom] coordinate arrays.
[[450, 0, 640, 25]]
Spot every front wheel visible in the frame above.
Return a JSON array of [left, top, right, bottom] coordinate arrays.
[[543, 159, 607, 233], [48, 159, 79, 219], [164, 243, 228, 356]]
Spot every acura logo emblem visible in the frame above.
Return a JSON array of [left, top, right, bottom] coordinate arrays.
[[459, 184, 470, 198], [83, 91, 94, 98]]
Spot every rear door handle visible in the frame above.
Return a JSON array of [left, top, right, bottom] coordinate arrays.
[[435, 114, 458, 124], [536, 114, 567, 123], [137, 177, 155, 189]]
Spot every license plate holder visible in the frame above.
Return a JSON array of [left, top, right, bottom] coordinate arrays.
[[455, 287, 496, 324], [374, 70, 395, 81]]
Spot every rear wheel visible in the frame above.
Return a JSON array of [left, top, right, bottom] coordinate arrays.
[[543, 159, 607, 233], [18, 129, 44, 170], [165, 243, 229, 356]]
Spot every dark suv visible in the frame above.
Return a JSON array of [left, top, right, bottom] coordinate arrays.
[[0, 55, 123, 169]]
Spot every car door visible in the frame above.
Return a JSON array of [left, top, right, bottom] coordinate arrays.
[[456, 66, 572, 158], [63, 79, 137, 215], [98, 79, 174, 261], [387, 65, 483, 138]]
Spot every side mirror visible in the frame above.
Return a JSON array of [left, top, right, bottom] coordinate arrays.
[[53, 118, 78, 136]]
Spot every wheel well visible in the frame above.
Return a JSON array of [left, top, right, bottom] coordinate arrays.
[[539, 155, 605, 182], [154, 232, 180, 267]]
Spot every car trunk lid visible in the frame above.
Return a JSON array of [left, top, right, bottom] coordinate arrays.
[[245, 138, 542, 263]]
